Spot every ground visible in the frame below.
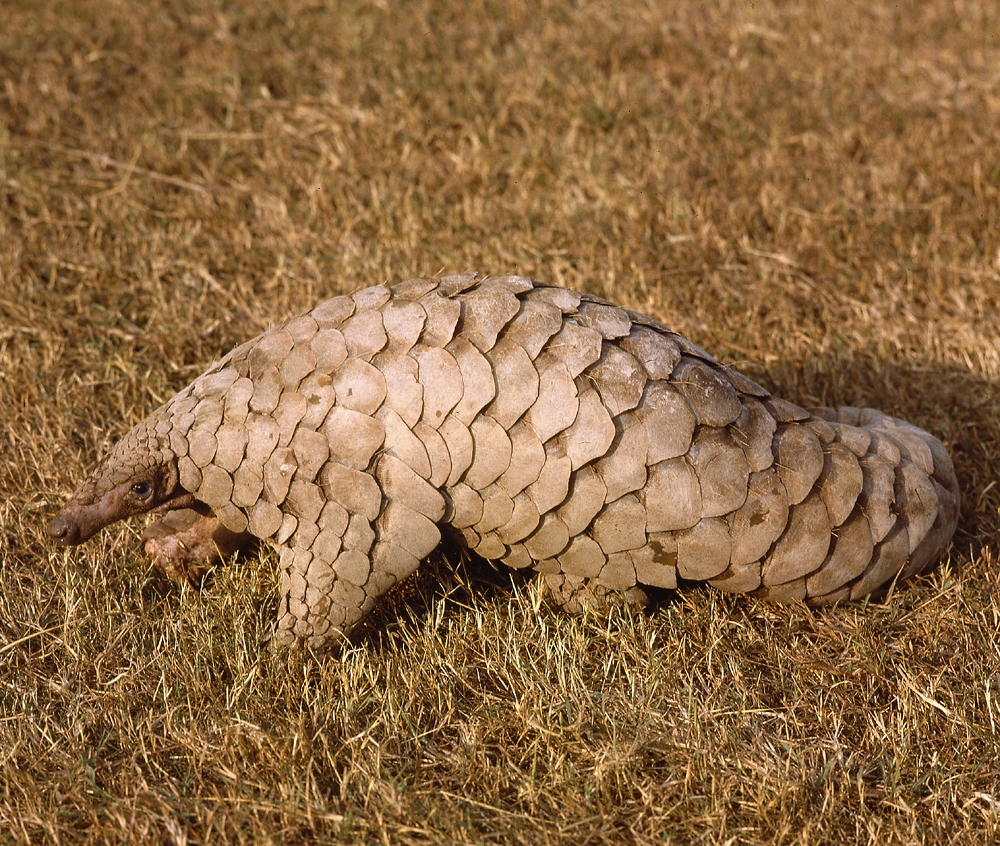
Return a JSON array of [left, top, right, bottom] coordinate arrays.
[[1, 1, 999, 843]]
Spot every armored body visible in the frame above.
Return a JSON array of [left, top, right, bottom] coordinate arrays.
[[49, 274, 960, 652]]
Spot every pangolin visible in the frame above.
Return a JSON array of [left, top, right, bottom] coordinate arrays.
[[48, 274, 961, 652]]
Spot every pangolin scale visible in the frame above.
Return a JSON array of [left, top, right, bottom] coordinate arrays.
[[49, 274, 961, 653]]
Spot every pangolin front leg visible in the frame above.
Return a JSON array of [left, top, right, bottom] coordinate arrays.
[[142, 508, 254, 585], [49, 274, 960, 654]]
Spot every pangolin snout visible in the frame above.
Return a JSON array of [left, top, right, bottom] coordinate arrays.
[[48, 513, 82, 546]]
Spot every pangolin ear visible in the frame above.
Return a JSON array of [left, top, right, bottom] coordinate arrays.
[[162, 459, 181, 498]]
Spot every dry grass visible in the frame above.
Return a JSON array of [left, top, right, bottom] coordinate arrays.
[[2, 0, 999, 842]]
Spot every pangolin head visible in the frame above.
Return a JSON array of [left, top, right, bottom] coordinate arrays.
[[48, 409, 187, 546]]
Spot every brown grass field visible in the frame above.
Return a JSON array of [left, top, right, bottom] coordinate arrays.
[[2, 0, 999, 842]]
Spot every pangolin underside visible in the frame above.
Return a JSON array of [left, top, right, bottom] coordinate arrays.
[[49, 274, 961, 653]]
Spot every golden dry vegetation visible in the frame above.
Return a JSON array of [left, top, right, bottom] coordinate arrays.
[[2, 0, 999, 843]]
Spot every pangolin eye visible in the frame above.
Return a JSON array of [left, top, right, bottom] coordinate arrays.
[[131, 482, 152, 497]]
